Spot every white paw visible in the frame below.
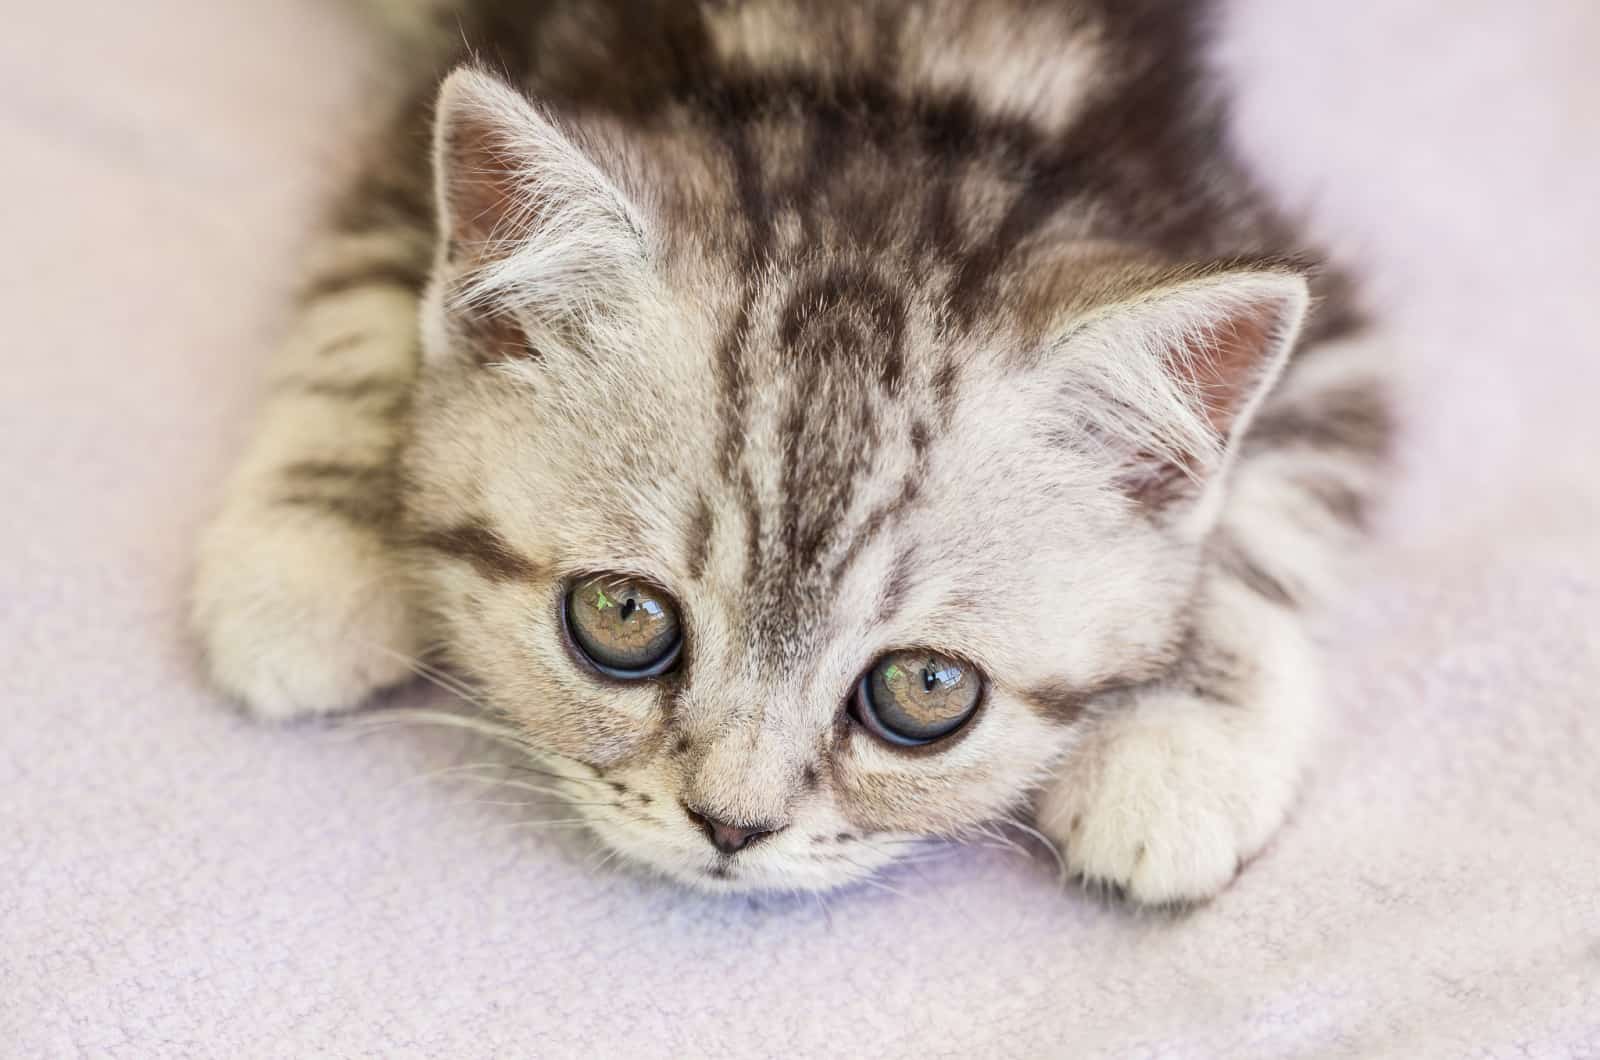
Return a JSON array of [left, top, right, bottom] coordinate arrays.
[[192, 506, 420, 722], [1037, 689, 1303, 906]]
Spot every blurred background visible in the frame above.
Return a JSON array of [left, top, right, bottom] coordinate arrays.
[[3, 1, 1596, 1055]]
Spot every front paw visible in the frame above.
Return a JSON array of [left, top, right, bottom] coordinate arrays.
[[1036, 689, 1304, 906], [191, 506, 420, 722]]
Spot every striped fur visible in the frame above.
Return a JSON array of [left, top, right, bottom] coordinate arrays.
[[193, 0, 1391, 903]]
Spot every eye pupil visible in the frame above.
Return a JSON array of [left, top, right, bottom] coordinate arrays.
[[855, 650, 983, 747], [565, 576, 682, 678]]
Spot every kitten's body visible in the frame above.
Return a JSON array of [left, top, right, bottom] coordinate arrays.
[[194, 0, 1389, 902]]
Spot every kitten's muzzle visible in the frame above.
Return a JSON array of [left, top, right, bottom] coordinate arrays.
[[682, 802, 783, 855]]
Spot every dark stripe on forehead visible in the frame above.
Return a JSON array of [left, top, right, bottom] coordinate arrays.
[[685, 493, 715, 582], [931, 360, 961, 413], [794, 99, 846, 246], [778, 266, 908, 393], [944, 172, 1067, 329], [738, 466, 763, 583], [713, 301, 753, 484], [763, 392, 874, 636], [417, 522, 541, 582], [910, 418, 930, 457], [712, 70, 1047, 173], [703, 69, 1048, 462], [916, 167, 962, 263], [828, 439, 928, 592], [720, 111, 777, 268]]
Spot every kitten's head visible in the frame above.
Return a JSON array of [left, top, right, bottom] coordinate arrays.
[[400, 70, 1308, 891]]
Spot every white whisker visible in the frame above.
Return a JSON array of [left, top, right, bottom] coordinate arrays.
[[494, 818, 598, 833], [401, 760, 521, 787], [470, 798, 620, 810], [472, 777, 586, 800], [363, 641, 496, 711], [343, 706, 521, 743], [1000, 816, 1069, 883]]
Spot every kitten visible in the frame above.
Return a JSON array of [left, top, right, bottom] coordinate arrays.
[[193, 0, 1390, 903]]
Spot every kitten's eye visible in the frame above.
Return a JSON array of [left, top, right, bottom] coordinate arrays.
[[853, 650, 983, 747], [564, 575, 682, 678]]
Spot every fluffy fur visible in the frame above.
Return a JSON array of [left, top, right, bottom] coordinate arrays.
[[193, 0, 1390, 904]]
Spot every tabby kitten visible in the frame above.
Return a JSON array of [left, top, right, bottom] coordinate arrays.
[[193, 0, 1390, 904]]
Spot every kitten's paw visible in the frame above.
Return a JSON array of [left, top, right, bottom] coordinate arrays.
[[1037, 690, 1301, 906], [192, 507, 419, 722]]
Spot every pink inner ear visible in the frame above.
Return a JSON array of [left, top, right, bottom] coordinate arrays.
[[1169, 297, 1284, 439], [435, 114, 535, 362], [440, 113, 528, 261], [1124, 291, 1291, 509], [450, 303, 541, 367]]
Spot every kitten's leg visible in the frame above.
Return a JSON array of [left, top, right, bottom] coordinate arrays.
[[193, 114, 439, 721], [1036, 344, 1391, 905]]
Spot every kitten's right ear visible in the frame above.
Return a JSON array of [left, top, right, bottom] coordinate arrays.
[[426, 68, 649, 359]]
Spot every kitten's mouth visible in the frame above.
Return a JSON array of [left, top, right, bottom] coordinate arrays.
[[579, 809, 896, 894]]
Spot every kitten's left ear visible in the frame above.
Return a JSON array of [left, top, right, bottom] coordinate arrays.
[[1054, 263, 1310, 534], [424, 67, 650, 361]]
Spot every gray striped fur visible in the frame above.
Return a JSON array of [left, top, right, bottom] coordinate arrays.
[[193, 0, 1391, 903]]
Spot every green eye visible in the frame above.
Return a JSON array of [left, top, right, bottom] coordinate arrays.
[[564, 575, 682, 678], [853, 650, 983, 747]]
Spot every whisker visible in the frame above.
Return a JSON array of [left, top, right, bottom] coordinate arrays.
[[975, 822, 1028, 856], [999, 816, 1069, 883], [410, 660, 488, 708], [812, 889, 836, 929], [343, 706, 524, 745], [492, 818, 598, 831], [401, 760, 524, 787], [588, 847, 625, 876], [365, 641, 497, 712], [401, 765, 612, 809], [822, 848, 914, 895], [469, 798, 621, 810], [854, 875, 915, 902], [500, 761, 608, 788], [471, 777, 588, 800], [886, 847, 960, 866], [346, 707, 596, 772], [492, 819, 601, 839]]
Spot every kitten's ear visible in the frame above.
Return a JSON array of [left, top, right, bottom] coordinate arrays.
[[1056, 263, 1309, 532], [426, 67, 649, 361]]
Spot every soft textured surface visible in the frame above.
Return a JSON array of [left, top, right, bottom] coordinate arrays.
[[3, 1, 1597, 1055]]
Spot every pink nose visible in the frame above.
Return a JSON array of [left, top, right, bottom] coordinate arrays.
[[683, 804, 782, 855]]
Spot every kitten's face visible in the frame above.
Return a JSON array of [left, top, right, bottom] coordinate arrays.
[[405, 277, 1194, 892], [398, 70, 1302, 892]]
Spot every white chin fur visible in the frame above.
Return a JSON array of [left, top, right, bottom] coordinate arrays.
[[582, 811, 908, 895]]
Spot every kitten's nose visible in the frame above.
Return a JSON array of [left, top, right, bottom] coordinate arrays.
[[682, 803, 782, 855]]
